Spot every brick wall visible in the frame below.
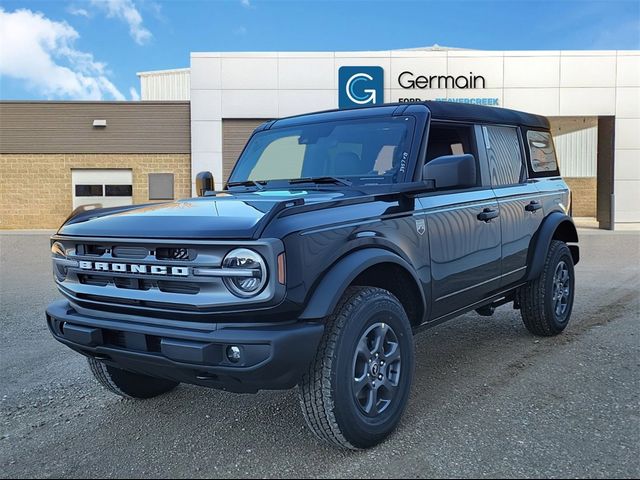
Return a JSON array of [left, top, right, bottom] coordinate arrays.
[[0, 154, 191, 229], [565, 177, 597, 218]]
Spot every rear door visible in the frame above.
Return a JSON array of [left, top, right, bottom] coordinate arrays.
[[480, 125, 543, 286]]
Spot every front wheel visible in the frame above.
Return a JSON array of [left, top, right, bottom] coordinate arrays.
[[517, 240, 576, 336], [87, 358, 179, 399], [298, 286, 415, 450]]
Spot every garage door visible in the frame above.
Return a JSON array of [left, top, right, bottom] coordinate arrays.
[[72, 169, 133, 210], [222, 119, 270, 182], [548, 117, 598, 218]]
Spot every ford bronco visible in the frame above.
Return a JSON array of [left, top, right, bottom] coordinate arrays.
[[47, 101, 579, 449]]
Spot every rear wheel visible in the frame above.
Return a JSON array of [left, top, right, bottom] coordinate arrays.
[[298, 286, 415, 449], [87, 358, 179, 399], [517, 240, 575, 336]]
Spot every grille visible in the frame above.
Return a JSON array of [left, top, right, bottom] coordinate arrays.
[[112, 246, 148, 259], [156, 247, 195, 261], [53, 236, 278, 320]]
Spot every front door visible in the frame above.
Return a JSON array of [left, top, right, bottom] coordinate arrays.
[[418, 122, 501, 320], [420, 190, 502, 319]]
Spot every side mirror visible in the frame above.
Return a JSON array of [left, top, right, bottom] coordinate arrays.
[[195, 171, 215, 197], [423, 154, 477, 190]]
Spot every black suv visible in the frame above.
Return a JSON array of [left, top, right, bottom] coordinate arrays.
[[47, 102, 579, 450]]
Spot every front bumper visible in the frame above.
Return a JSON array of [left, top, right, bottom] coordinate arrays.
[[46, 300, 324, 393]]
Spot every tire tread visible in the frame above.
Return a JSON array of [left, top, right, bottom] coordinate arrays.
[[299, 286, 387, 450], [87, 358, 178, 399], [517, 240, 573, 336], [87, 358, 134, 398]]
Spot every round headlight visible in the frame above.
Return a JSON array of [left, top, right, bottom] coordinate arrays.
[[51, 241, 68, 281], [222, 248, 268, 298]]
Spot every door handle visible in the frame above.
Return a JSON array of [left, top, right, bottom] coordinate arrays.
[[525, 200, 543, 212], [477, 208, 499, 222]]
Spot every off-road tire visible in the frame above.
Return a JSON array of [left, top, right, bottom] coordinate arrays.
[[517, 240, 575, 336], [87, 358, 179, 399], [298, 286, 414, 450]]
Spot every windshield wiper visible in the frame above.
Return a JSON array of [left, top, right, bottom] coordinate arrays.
[[226, 180, 266, 190], [288, 176, 352, 187]]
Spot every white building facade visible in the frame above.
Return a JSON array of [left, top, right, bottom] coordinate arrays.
[[140, 47, 640, 228]]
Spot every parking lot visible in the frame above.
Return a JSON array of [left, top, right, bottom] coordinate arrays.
[[1, 230, 638, 478]]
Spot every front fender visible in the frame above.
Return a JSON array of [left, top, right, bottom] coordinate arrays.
[[298, 248, 425, 321], [526, 212, 579, 281]]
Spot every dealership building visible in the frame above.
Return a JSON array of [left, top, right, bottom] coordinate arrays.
[[1, 46, 638, 229]]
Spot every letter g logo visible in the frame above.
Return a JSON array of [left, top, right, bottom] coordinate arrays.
[[346, 73, 377, 104], [339, 66, 384, 109]]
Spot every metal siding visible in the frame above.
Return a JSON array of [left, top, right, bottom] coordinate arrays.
[[549, 117, 598, 177], [139, 69, 190, 101], [0, 102, 190, 154], [222, 119, 270, 181]]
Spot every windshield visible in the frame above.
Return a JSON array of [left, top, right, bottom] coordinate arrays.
[[228, 116, 415, 186]]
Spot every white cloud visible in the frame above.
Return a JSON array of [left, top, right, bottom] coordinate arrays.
[[129, 86, 140, 101], [240, 0, 252, 8], [0, 8, 125, 100], [90, 0, 151, 45], [67, 6, 91, 18]]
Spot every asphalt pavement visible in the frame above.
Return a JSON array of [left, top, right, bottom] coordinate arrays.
[[1, 229, 638, 478]]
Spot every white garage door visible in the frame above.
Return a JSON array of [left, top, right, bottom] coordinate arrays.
[[72, 169, 133, 209], [548, 117, 598, 177]]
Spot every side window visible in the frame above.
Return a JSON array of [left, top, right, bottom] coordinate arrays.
[[527, 130, 558, 174], [482, 125, 524, 186], [426, 124, 476, 161], [424, 123, 479, 190]]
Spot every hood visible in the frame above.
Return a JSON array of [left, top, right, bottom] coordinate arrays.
[[57, 190, 346, 239]]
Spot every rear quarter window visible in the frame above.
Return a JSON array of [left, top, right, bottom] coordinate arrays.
[[527, 130, 559, 175], [482, 125, 524, 186]]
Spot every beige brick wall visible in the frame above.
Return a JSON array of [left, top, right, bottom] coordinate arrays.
[[565, 177, 597, 218], [0, 154, 191, 229]]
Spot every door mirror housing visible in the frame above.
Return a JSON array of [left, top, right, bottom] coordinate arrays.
[[423, 154, 477, 190], [195, 171, 215, 197]]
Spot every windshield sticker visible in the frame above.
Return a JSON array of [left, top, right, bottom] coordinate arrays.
[[399, 152, 409, 173]]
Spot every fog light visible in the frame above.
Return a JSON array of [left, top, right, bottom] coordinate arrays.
[[227, 345, 241, 363]]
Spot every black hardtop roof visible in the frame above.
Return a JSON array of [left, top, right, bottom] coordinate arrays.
[[267, 101, 549, 131], [425, 101, 549, 129]]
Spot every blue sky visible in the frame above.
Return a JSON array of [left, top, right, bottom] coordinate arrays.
[[1, 0, 638, 100]]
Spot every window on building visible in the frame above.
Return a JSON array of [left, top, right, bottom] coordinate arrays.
[[483, 125, 524, 186], [75, 185, 103, 196], [527, 130, 558, 173], [105, 185, 133, 197]]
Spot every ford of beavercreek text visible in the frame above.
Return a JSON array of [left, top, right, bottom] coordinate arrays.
[[46, 101, 579, 450]]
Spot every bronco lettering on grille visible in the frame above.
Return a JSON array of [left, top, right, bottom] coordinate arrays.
[[78, 261, 189, 277]]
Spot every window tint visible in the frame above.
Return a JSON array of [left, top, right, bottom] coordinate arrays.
[[248, 135, 306, 181], [75, 185, 103, 196], [527, 130, 558, 173], [483, 125, 523, 186], [230, 117, 415, 185], [426, 124, 475, 161]]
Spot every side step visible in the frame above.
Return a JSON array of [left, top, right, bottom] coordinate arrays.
[[475, 293, 517, 317]]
